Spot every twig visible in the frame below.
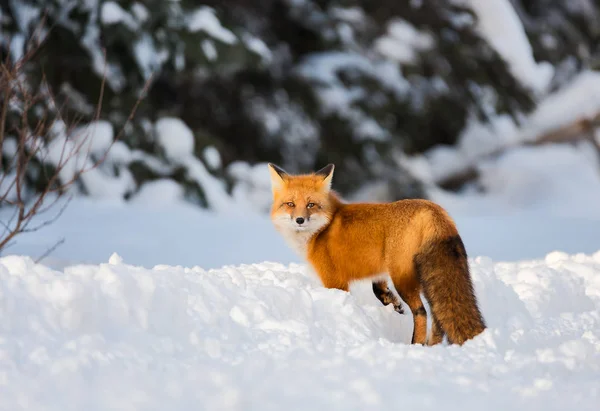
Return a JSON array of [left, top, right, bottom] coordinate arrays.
[[35, 237, 65, 264], [21, 194, 72, 233]]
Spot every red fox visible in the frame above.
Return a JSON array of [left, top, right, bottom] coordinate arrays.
[[268, 163, 486, 346]]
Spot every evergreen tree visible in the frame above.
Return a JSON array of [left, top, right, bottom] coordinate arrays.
[[1, 0, 597, 209]]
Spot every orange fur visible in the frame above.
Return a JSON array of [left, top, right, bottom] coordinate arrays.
[[268, 163, 486, 345]]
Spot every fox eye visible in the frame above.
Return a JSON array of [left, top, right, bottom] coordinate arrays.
[[286, 202, 295, 207], [307, 202, 316, 208]]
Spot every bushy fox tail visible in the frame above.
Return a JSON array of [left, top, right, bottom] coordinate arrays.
[[414, 235, 486, 345]]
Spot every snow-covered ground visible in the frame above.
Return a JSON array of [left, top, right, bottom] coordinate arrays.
[[3, 97, 600, 410], [0, 248, 599, 410], [1, 153, 599, 410]]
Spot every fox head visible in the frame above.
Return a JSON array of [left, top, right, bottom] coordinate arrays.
[[268, 163, 336, 237]]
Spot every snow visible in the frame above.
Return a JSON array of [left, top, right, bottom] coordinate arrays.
[[105, 140, 133, 165], [187, 7, 237, 45], [0, 198, 296, 270], [246, 95, 319, 170], [8, 0, 40, 34], [295, 52, 408, 141], [181, 156, 237, 212], [38, 121, 135, 200], [154, 117, 195, 162], [152, 118, 236, 211], [130, 179, 184, 205], [2, 1, 600, 402], [519, 70, 600, 141], [374, 18, 434, 64], [203, 146, 221, 170], [79, 4, 126, 92], [242, 33, 272, 63], [100, 1, 124, 24], [296, 52, 408, 99], [329, 6, 365, 23], [9, 33, 25, 63], [0, 248, 599, 410], [42, 124, 87, 183], [412, 142, 600, 263], [465, 0, 554, 94], [419, 144, 600, 258], [201, 39, 218, 61], [131, 2, 149, 23], [1, 137, 17, 159], [1, 184, 599, 270], [423, 69, 600, 183], [69, 120, 114, 157], [227, 161, 274, 214], [474, 144, 600, 219], [79, 166, 135, 199], [3, 117, 600, 409], [133, 33, 168, 81], [100, 1, 137, 29]]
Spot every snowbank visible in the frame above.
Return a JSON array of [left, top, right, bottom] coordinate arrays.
[[0, 251, 598, 410]]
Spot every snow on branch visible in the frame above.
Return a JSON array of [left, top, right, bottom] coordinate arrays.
[[437, 111, 600, 191]]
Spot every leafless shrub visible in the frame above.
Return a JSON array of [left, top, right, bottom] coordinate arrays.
[[0, 22, 152, 253]]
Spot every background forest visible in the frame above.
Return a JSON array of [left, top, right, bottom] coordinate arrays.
[[2, 0, 600, 213]]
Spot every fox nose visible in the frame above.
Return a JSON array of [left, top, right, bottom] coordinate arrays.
[[295, 217, 305, 225]]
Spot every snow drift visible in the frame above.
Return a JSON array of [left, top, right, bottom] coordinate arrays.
[[0, 251, 599, 410]]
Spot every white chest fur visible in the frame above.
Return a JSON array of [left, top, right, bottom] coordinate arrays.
[[279, 229, 315, 257]]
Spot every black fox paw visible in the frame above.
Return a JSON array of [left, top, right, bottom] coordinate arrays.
[[394, 304, 405, 315]]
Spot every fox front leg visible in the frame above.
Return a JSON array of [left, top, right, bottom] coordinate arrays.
[[372, 280, 404, 314]]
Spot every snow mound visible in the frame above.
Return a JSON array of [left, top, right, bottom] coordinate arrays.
[[155, 117, 195, 161], [0, 251, 599, 410]]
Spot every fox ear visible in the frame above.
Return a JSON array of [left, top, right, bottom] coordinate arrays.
[[316, 164, 335, 192], [268, 163, 287, 193]]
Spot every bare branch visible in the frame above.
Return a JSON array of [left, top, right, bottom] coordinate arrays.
[[0, 209, 18, 237], [21, 194, 72, 233], [0, 19, 151, 254], [0, 70, 9, 150], [35, 237, 65, 264]]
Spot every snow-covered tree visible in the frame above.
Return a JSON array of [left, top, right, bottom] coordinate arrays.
[[1, 0, 598, 210]]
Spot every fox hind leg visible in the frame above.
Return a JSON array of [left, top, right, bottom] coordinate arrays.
[[390, 273, 428, 345], [427, 312, 446, 346], [372, 280, 404, 314]]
